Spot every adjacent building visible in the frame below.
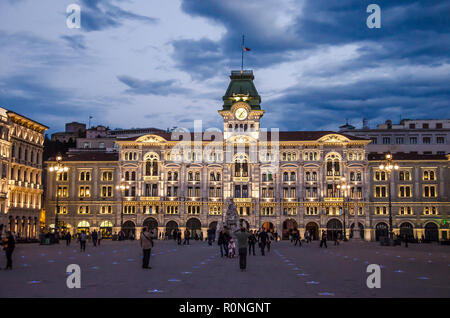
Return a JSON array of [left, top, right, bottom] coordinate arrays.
[[0, 108, 48, 238], [44, 70, 449, 242], [340, 119, 450, 155]]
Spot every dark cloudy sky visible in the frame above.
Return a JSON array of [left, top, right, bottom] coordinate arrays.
[[0, 0, 449, 134]]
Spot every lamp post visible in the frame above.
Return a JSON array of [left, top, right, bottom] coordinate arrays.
[[337, 177, 350, 241], [352, 180, 361, 240], [378, 153, 399, 244], [116, 178, 129, 230], [48, 155, 68, 236]]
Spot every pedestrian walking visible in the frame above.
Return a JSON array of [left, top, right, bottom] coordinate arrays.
[[234, 226, 251, 271], [319, 230, 327, 248], [79, 231, 87, 252], [177, 230, 182, 245], [248, 231, 256, 256], [183, 229, 190, 245], [140, 226, 154, 269], [294, 230, 302, 247], [334, 232, 340, 246], [258, 228, 268, 256], [92, 230, 98, 247], [404, 234, 409, 248], [2, 231, 15, 270], [266, 231, 273, 252], [65, 232, 71, 246]]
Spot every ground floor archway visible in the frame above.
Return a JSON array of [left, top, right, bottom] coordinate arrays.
[[262, 222, 274, 232], [326, 219, 342, 241], [350, 222, 364, 239], [186, 218, 202, 239], [77, 221, 90, 234], [375, 222, 388, 241], [166, 220, 178, 239], [282, 219, 298, 240], [143, 217, 158, 239], [99, 220, 113, 238], [424, 222, 439, 242], [305, 222, 319, 240], [399, 222, 413, 239], [122, 220, 136, 239]]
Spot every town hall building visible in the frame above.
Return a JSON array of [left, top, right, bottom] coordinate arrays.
[[45, 70, 449, 242]]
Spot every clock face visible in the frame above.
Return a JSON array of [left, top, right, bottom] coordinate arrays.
[[235, 107, 248, 120]]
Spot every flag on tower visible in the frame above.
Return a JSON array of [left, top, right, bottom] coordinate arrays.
[[243, 46, 251, 52]]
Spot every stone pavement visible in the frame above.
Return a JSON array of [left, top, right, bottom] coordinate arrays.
[[0, 239, 448, 297]]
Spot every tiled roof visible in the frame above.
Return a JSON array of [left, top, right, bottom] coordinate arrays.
[[118, 131, 368, 142], [48, 152, 118, 162], [368, 153, 448, 161]]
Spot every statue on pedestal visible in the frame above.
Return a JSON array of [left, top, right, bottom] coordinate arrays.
[[218, 199, 246, 234]]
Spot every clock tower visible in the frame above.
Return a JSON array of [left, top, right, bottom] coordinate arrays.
[[219, 70, 264, 140]]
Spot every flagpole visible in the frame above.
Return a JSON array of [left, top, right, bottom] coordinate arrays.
[[241, 35, 244, 71]]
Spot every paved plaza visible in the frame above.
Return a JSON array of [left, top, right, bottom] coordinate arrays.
[[0, 239, 449, 298]]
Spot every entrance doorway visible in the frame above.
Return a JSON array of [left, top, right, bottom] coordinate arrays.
[[186, 218, 202, 239], [262, 222, 274, 232], [122, 220, 136, 239], [143, 217, 158, 239], [166, 220, 178, 239], [399, 222, 413, 239], [375, 222, 388, 241], [99, 221, 113, 238], [326, 219, 342, 241], [77, 221, 90, 234], [305, 222, 319, 240], [350, 222, 364, 239], [424, 222, 439, 242], [282, 219, 298, 240]]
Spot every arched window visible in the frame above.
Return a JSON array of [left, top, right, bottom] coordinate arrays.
[[174, 172, 178, 181], [188, 172, 193, 181], [144, 153, 159, 176], [290, 172, 295, 181], [283, 172, 288, 181], [125, 171, 130, 181], [306, 172, 311, 181], [195, 172, 200, 181], [168, 171, 172, 181], [234, 154, 248, 177], [325, 153, 341, 177], [210, 172, 215, 181], [216, 173, 221, 181], [262, 173, 267, 182], [131, 171, 136, 180]]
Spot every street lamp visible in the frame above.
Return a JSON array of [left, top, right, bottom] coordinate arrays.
[[48, 154, 68, 236], [352, 180, 362, 240], [337, 177, 350, 241], [378, 153, 399, 243], [116, 178, 129, 230]]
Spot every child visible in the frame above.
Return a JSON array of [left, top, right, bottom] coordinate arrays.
[[228, 238, 236, 258]]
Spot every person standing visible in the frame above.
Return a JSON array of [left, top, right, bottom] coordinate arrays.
[[319, 230, 327, 248], [248, 231, 256, 256], [295, 230, 302, 247], [140, 226, 154, 269], [92, 230, 98, 247], [3, 231, 15, 270], [183, 229, 190, 245], [97, 230, 102, 246], [258, 228, 268, 256], [234, 227, 251, 271], [79, 231, 87, 252]]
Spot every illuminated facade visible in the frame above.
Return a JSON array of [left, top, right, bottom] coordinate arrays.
[[44, 71, 449, 241], [0, 108, 48, 238]]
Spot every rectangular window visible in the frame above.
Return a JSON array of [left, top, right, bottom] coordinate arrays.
[[436, 123, 443, 129], [399, 185, 412, 197], [410, 137, 417, 144], [423, 185, 437, 198], [370, 137, 377, 144], [102, 171, 113, 181], [382, 137, 391, 144], [423, 137, 431, 144], [79, 186, 90, 197], [375, 186, 387, 198], [436, 136, 445, 144], [396, 137, 404, 144]]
